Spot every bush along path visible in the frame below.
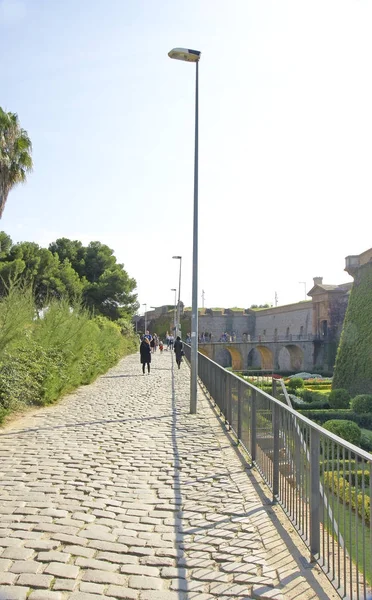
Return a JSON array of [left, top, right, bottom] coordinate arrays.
[[0, 288, 137, 425], [0, 351, 338, 600]]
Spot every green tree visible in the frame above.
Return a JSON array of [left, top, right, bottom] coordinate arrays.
[[0, 108, 33, 217], [49, 238, 138, 319], [0, 238, 83, 306]]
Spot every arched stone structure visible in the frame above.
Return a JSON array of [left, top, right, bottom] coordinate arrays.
[[225, 346, 243, 370], [280, 344, 303, 371], [255, 345, 274, 370], [214, 348, 232, 368], [199, 347, 211, 359]]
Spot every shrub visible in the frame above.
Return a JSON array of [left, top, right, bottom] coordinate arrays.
[[293, 400, 330, 410], [0, 406, 8, 425], [297, 409, 372, 429], [323, 471, 370, 525], [350, 394, 372, 414], [360, 433, 372, 453], [287, 377, 304, 391], [328, 388, 351, 409], [302, 390, 314, 402], [323, 419, 362, 446]]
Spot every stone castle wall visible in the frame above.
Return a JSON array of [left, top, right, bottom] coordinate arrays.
[[191, 302, 312, 341], [255, 302, 312, 339]]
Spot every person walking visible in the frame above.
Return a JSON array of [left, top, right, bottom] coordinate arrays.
[[174, 335, 184, 370], [140, 337, 151, 374]]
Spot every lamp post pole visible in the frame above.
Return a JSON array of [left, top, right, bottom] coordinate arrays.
[[142, 303, 147, 335], [168, 48, 201, 414], [171, 289, 177, 337], [299, 281, 307, 300], [172, 256, 182, 338]]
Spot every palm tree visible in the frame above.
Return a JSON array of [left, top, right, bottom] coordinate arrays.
[[0, 108, 33, 218]]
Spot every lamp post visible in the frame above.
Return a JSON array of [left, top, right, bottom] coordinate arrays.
[[142, 303, 147, 334], [172, 256, 182, 338], [299, 281, 307, 300], [168, 47, 201, 414], [171, 289, 177, 337]]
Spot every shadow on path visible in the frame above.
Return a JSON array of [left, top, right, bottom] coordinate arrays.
[[0, 413, 177, 437]]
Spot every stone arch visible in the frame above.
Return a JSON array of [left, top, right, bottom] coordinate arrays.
[[199, 346, 212, 359], [279, 344, 303, 371], [253, 345, 274, 370], [225, 346, 243, 370], [214, 348, 232, 368]]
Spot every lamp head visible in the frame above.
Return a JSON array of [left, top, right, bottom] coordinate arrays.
[[168, 48, 201, 62], [172, 255, 182, 259]]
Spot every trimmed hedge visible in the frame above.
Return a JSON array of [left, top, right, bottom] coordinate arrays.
[[328, 388, 351, 409], [293, 400, 330, 410], [287, 377, 304, 391], [351, 394, 372, 414], [323, 420, 361, 446], [297, 409, 372, 429], [323, 471, 370, 526]]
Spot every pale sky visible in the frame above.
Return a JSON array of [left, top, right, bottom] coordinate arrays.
[[1, 0, 371, 314]]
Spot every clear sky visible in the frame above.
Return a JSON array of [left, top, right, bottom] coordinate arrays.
[[1, 0, 372, 315]]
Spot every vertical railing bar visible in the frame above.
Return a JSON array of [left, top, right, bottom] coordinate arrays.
[[331, 440, 335, 581], [310, 427, 320, 559], [349, 452, 353, 600], [337, 445, 341, 591], [361, 466, 366, 600], [272, 402, 280, 501], [251, 389, 256, 463], [237, 380, 242, 442]]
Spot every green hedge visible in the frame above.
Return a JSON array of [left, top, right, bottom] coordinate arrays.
[[351, 394, 372, 414], [333, 262, 372, 395], [292, 400, 330, 410], [323, 471, 370, 526], [297, 409, 372, 429], [323, 420, 361, 446]]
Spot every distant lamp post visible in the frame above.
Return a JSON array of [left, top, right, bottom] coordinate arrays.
[[172, 256, 182, 337], [299, 282, 307, 300], [171, 289, 177, 336], [168, 47, 201, 414], [142, 303, 147, 334]]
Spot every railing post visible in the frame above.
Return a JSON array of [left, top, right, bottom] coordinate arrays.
[[237, 381, 242, 441], [310, 427, 320, 559], [272, 402, 280, 501], [272, 378, 277, 399], [226, 375, 231, 428], [251, 389, 256, 462]]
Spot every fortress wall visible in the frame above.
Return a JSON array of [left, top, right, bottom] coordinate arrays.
[[197, 314, 254, 341], [254, 302, 312, 338]]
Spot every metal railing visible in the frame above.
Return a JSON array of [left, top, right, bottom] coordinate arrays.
[[183, 344, 372, 600]]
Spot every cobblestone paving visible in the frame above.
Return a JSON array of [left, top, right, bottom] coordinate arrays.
[[0, 351, 337, 600]]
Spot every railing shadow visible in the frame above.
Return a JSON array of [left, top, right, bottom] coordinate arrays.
[[170, 349, 188, 598]]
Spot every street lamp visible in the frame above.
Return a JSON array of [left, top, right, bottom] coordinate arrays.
[[142, 303, 147, 334], [299, 282, 307, 300], [168, 47, 201, 414], [172, 256, 182, 338], [171, 289, 177, 337]]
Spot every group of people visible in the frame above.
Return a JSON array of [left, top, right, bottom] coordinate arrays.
[[139, 331, 184, 374]]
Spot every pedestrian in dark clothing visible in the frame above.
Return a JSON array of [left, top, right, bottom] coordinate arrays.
[[174, 336, 184, 370], [140, 337, 151, 374]]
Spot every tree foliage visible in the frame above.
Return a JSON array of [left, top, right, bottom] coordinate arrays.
[[49, 238, 138, 319], [0, 108, 33, 217], [0, 233, 138, 320]]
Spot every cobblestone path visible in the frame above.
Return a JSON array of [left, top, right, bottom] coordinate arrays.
[[0, 351, 337, 600]]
